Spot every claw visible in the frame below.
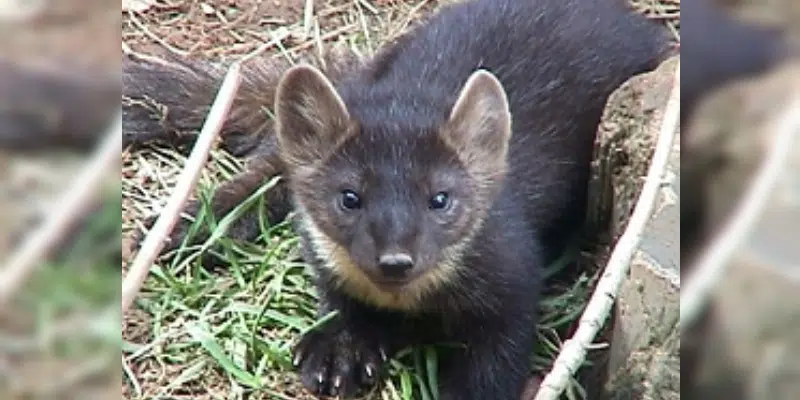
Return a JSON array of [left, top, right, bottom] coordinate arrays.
[[379, 347, 388, 362], [365, 364, 374, 378], [317, 372, 325, 385], [330, 375, 342, 396], [292, 351, 303, 367]]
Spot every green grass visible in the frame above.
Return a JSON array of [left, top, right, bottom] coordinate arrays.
[[122, 149, 599, 400]]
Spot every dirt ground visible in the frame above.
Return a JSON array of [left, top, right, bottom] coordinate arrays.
[[122, 0, 438, 59]]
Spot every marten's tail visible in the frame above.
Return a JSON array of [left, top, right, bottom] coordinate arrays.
[[122, 48, 362, 157], [123, 48, 363, 258]]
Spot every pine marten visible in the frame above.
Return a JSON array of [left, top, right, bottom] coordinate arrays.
[[125, 0, 672, 398]]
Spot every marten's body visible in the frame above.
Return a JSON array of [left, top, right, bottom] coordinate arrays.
[[271, 0, 667, 398], [124, 0, 671, 398]]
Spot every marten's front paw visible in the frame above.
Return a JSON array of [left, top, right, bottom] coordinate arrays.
[[293, 326, 388, 398]]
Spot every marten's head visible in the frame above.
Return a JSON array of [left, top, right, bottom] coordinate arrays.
[[274, 65, 512, 310]]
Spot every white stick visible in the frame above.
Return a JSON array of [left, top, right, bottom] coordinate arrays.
[[0, 110, 122, 309], [680, 93, 800, 330], [303, 0, 315, 38], [535, 60, 681, 400], [121, 63, 243, 313]]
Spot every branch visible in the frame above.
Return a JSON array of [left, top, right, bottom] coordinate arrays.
[[535, 60, 681, 400], [121, 62, 243, 313]]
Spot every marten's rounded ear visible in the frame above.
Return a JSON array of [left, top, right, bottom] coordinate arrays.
[[442, 69, 512, 179], [275, 64, 350, 168]]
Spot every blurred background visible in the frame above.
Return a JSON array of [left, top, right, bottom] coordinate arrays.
[[0, 0, 797, 398], [681, 0, 800, 399], [0, 0, 120, 398]]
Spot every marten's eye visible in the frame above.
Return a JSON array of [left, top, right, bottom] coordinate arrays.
[[429, 192, 450, 210], [339, 189, 362, 210]]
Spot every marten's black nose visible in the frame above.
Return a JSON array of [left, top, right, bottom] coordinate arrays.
[[378, 253, 414, 278]]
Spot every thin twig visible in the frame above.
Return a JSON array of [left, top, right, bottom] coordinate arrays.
[[680, 93, 800, 331], [279, 23, 356, 55], [535, 60, 681, 400], [122, 355, 142, 398], [127, 10, 191, 57], [0, 110, 122, 310], [121, 63, 243, 313], [303, 0, 315, 39], [239, 27, 291, 64]]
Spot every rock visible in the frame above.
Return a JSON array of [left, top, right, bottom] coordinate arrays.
[[591, 55, 680, 400]]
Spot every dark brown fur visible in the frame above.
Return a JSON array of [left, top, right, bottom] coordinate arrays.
[[276, 66, 512, 310], [0, 57, 119, 150], [125, 48, 362, 254], [268, 0, 670, 398], [122, 48, 361, 156]]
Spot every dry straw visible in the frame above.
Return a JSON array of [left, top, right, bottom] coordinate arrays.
[[120, 27, 291, 313], [121, 63, 242, 313]]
